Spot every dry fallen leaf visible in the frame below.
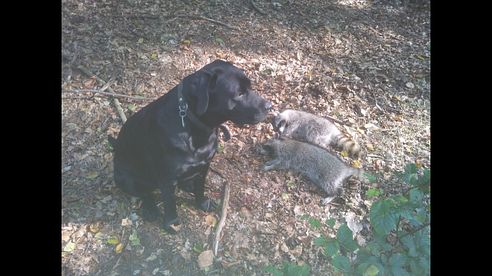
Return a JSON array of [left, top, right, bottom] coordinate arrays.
[[205, 214, 217, 227], [364, 123, 380, 131], [239, 206, 252, 219], [86, 171, 99, 180], [197, 250, 214, 269], [83, 77, 96, 88], [88, 222, 101, 234], [170, 224, 181, 233], [63, 241, 76, 253], [121, 218, 132, 227], [115, 243, 125, 254]]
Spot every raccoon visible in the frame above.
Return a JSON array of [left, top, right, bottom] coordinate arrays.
[[261, 138, 363, 204], [273, 109, 361, 158]]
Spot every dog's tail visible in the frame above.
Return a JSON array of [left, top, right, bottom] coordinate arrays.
[[108, 135, 117, 151]]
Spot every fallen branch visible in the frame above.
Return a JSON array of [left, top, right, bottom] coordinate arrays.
[[213, 182, 230, 256], [250, 0, 267, 15], [324, 115, 347, 126], [77, 65, 128, 123], [191, 15, 240, 31], [63, 89, 153, 101], [113, 98, 127, 123]]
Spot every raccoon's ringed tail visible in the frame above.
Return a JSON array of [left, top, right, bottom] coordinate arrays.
[[336, 136, 361, 158]]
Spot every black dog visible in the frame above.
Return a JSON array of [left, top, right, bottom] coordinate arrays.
[[108, 60, 271, 233]]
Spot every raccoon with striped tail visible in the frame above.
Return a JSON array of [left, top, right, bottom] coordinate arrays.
[[261, 138, 363, 205], [272, 109, 362, 159]]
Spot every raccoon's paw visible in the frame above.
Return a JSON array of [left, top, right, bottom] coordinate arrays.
[[321, 196, 336, 205], [263, 160, 280, 171]]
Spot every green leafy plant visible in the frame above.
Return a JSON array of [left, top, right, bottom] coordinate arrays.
[[264, 261, 311, 276], [193, 242, 205, 254], [217, 142, 224, 153], [313, 164, 430, 275]]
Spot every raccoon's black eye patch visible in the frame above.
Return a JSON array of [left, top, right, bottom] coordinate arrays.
[[262, 144, 274, 156]]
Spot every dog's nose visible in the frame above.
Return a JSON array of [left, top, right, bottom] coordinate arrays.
[[264, 101, 272, 111]]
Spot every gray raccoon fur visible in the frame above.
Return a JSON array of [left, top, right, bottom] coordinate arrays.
[[261, 138, 363, 204], [273, 109, 361, 158]]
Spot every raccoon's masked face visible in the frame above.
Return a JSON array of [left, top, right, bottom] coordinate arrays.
[[272, 116, 287, 134], [260, 140, 277, 157]]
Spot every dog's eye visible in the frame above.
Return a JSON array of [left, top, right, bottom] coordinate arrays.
[[238, 90, 247, 96]]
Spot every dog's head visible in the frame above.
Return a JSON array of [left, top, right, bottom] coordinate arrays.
[[184, 60, 272, 126]]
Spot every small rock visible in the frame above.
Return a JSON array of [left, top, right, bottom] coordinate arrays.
[[405, 82, 415, 89]]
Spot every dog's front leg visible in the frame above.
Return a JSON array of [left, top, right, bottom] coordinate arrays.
[[194, 165, 217, 212], [159, 181, 180, 234]]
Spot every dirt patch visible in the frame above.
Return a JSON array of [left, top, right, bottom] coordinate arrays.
[[62, 0, 430, 275]]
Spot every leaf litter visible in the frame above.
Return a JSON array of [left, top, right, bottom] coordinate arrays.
[[62, 0, 430, 275]]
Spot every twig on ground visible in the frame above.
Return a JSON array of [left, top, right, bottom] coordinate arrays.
[[250, 0, 267, 15], [324, 115, 347, 126], [113, 98, 127, 123], [161, 14, 238, 30], [213, 182, 230, 256], [191, 15, 240, 31], [225, 157, 244, 173], [77, 65, 128, 123], [210, 167, 226, 179], [63, 89, 153, 101]]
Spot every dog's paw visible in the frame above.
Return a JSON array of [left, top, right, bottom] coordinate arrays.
[[141, 205, 161, 222], [161, 217, 181, 234], [197, 198, 217, 212]]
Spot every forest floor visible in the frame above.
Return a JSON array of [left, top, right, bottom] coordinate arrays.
[[62, 0, 430, 275]]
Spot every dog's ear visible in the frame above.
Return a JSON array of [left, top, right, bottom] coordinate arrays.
[[189, 69, 222, 116], [187, 72, 210, 116]]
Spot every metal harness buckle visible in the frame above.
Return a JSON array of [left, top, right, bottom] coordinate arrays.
[[177, 82, 187, 127], [178, 99, 188, 127]]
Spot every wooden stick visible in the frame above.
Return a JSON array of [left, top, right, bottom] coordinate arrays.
[[213, 182, 230, 256], [63, 89, 153, 101], [77, 65, 128, 123], [113, 98, 127, 123], [192, 15, 240, 31], [324, 115, 347, 126]]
